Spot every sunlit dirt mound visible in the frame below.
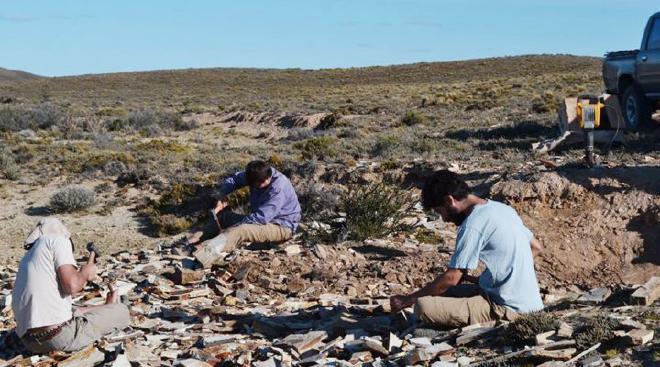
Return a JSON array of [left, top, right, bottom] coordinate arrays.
[[491, 168, 659, 288]]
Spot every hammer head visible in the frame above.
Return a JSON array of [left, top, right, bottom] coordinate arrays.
[[86, 242, 102, 259]]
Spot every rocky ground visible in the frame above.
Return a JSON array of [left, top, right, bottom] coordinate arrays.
[[0, 237, 657, 366]]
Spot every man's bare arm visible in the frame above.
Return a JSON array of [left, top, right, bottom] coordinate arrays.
[[411, 268, 464, 299], [530, 238, 543, 257], [56, 253, 97, 296]]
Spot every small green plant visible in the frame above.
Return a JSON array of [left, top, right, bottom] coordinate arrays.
[[0, 145, 19, 180], [342, 182, 412, 241], [401, 111, 426, 126], [414, 228, 444, 244], [574, 315, 618, 350], [127, 108, 198, 136], [293, 135, 337, 160], [150, 214, 192, 236], [380, 159, 399, 171], [297, 183, 342, 221], [531, 91, 558, 114], [409, 137, 438, 154], [315, 113, 342, 130], [372, 135, 400, 157], [504, 312, 559, 346], [49, 186, 96, 213]]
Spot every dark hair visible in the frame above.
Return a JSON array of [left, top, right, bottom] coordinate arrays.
[[421, 169, 470, 209], [245, 160, 272, 187]]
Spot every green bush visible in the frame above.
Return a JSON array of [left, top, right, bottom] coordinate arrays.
[[343, 183, 412, 241], [49, 186, 96, 213], [127, 108, 198, 136], [297, 183, 342, 221], [0, 107, 26, 132], [401, 111, 426, 126], [0, 103, 62, 132], [0, 145, 19, 180], [504, 312, 559, 346], [315, 113, 342, 130], [293, 135, 337, 160], [372, 135, 400, 157], [409, 137, 438, 154], [574, 315, 618, 350]]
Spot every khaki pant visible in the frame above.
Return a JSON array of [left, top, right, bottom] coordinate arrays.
[[22, 303, 130, 353], [414, 284, 517, 329], [194, 211, 293, 267]]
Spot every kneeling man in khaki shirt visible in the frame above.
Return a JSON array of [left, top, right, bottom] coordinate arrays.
[[12, 218, 130, 353]]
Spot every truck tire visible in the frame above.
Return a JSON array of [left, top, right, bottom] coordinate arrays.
[[621, 84, 651, 129]]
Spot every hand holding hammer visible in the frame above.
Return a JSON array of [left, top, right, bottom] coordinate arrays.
[[86, 242, 102, 263]]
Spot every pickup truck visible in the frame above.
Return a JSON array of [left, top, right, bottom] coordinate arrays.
[[603, 12, 660, 129]]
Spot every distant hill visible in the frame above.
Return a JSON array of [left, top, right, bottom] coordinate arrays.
[[0, 55, 603, 110], [0, 67, 42, 82]]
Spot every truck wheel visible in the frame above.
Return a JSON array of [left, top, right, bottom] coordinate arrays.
[[621, 84, 651, 129]]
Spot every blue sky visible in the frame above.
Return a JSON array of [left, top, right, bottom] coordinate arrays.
[[0, 0, 657, 76]]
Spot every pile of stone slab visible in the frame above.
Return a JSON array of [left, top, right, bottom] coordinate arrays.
[[0, 241, 657, 366]]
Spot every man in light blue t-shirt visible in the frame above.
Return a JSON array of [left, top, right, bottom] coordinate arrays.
[[390, 170, 544, 328]]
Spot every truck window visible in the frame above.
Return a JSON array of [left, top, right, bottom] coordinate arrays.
[[647, 18, 660, 50]]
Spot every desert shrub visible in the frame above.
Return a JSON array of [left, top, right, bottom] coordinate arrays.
[[294, 136, 337, 160], [342, 183, 412, 241], [286, 127, 318, 142], [337, 127, 362, 140], [116, 165, 152, 187], [141, 124, 162, 137], [80, 152, 136, 174], [95, 106, 128, 117], [0, 103, 64, 132], [140, 182, 208, 237], [135, 140, 188, 154], [414, 228, 445, 244], [0, 145, 19, 180], [372, 135, 400, 157], [105, 118, 129, 132], [401, 111, 426, 126], [0, 107, 27, 132], [409, 137, 439, 154], [379, 159, 399, 171], [149, 214, 192, 236], [297, 183, 342, 221], [504, 312, 559, 346], [127, 108, 197, 135], [268, 154, 285, 171], [574, 315, 618, 350], [225, 186, 251, 214], [293, 159, 319, 178], [128, 109, 157, 127], [49, 186, 96, 213], [315, 113, 342, 130], [30, 102, 62, 129], [531, 92, 559, 114], [92, 130, 112, 145]]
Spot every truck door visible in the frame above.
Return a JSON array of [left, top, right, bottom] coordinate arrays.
[[638, 17, 660, 98]]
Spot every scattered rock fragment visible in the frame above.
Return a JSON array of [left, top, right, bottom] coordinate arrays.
[[577, 287, 611, 305], [173, 266, 205, 285], [624, 329, 654, 346], [630, 276, 660, 305], [58, 346, 105, 367], [174, 359, 213, 367], [278, 330, 328, 355], [557, 322, 574, 338]]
